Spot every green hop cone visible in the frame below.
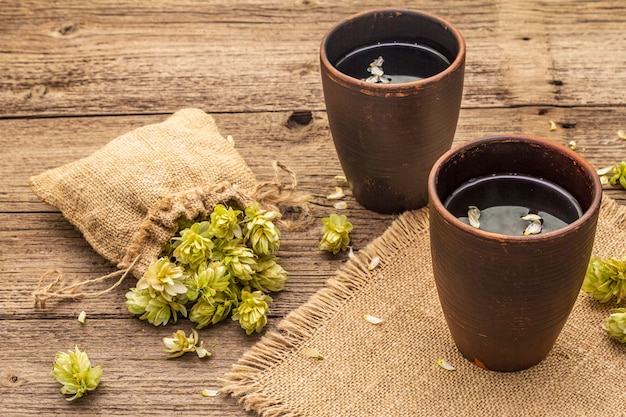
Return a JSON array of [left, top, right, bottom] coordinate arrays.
[[53, 346, 102, 401], [609, 161, 626, 190], [319, 213, 353, 255], [582, 256, 626, 303], [140, 293, 188, 326], [185, 261, 230, 303], [250, 255, 288, 293], [215, 238, 258, 282], [602, 308, 626, 343], [136, 257, 187, 299], [210, 204, 243, 240], [172, 221, 214, 269], [244, 202, 282, 256], [232, 289, 272, 335], [189, 283, 240, 329], [124, 287, 151, 315]]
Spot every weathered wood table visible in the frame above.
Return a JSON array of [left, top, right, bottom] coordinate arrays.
[[1, 1, 624, 415]]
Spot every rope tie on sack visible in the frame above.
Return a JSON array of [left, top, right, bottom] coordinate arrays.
[[33, 255, 140, 308]]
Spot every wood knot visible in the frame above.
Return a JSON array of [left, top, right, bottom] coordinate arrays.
[[52, 22, 79, 37], [1, 371, 25, 387], [286, 111, 313, 130]]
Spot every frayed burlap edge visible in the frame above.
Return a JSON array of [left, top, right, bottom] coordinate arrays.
[[218, 205, 431, 415], [218, 195, 625, 417], [33, 161, 311, 307]]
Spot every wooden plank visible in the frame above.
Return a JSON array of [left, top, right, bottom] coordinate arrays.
[[2, 108, 624, 212], [2, 0, 625, 117]]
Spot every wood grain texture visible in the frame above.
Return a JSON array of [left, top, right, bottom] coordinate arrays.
[[1, 0, 625, 416]]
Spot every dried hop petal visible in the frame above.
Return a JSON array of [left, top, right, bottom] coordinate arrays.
[[602, 308, 626, 343], [53, 346, 102, 401], [232, 289, 272, 335], [319, 213, 353, 254], [163, 329, 211, 359], [582, 256, 626, 303]]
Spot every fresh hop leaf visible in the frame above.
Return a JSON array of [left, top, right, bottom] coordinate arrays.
[[53, 346, 102, 401], [602, 308, 626, 343], [582, 256, 626, 303], [162, 329, 211, 359], [319, 213, 353, 254]]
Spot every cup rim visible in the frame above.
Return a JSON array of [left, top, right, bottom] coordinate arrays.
[[320, 8, 466, 91], [427, 135, 603, 241]]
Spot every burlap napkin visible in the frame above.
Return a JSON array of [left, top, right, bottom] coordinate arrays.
[[221, 196, 626, 417]]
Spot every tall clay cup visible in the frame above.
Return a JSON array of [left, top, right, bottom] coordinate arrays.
[[320, 9, 465, 214], [428, 135, 602, 372]]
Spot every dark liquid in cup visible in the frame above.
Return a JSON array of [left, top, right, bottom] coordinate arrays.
[[444, 174, 583, 235], [334, 42, 451, 83]]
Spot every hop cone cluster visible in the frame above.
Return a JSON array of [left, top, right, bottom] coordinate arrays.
[[319, 213, 353, 254], [602, 308, 626, 343], [582, 256, 626, 303], [125, 202, 287, 335]]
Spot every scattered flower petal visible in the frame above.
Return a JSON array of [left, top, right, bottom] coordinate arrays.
[[523, 220, 543, 235], [568, 140, 577, 150], [77, 311, 87, 324], [348, 246, 355, 259], [600, 175, 609, 185], [597, 166, 613, 176], [549, 120, 557, 131], [520, 214, 542, 222], [301, 347, 324, 359], [202, 389, 219, 397], [368, 256, 381, 270], [226, 135, 235, 145], [334, 175, 348, 186], [468, 206, 481, 229], [334, 201, 348, 210], [437, 358, 456, 371], [364, 314, 383, 324], [617, 130, 626, 140], [327, 187, 345, 200]]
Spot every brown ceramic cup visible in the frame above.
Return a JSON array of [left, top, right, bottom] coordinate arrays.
[[428, 135, 602, 372], [320, 9, 465, 214]]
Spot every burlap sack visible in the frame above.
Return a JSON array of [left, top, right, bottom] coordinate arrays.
[[221, 196, 626, 417], [30, 108, 308, 304]]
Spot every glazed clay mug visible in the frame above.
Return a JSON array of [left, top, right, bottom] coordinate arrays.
[[320, 9, 465, 214], [428, 135, 602, 372]]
